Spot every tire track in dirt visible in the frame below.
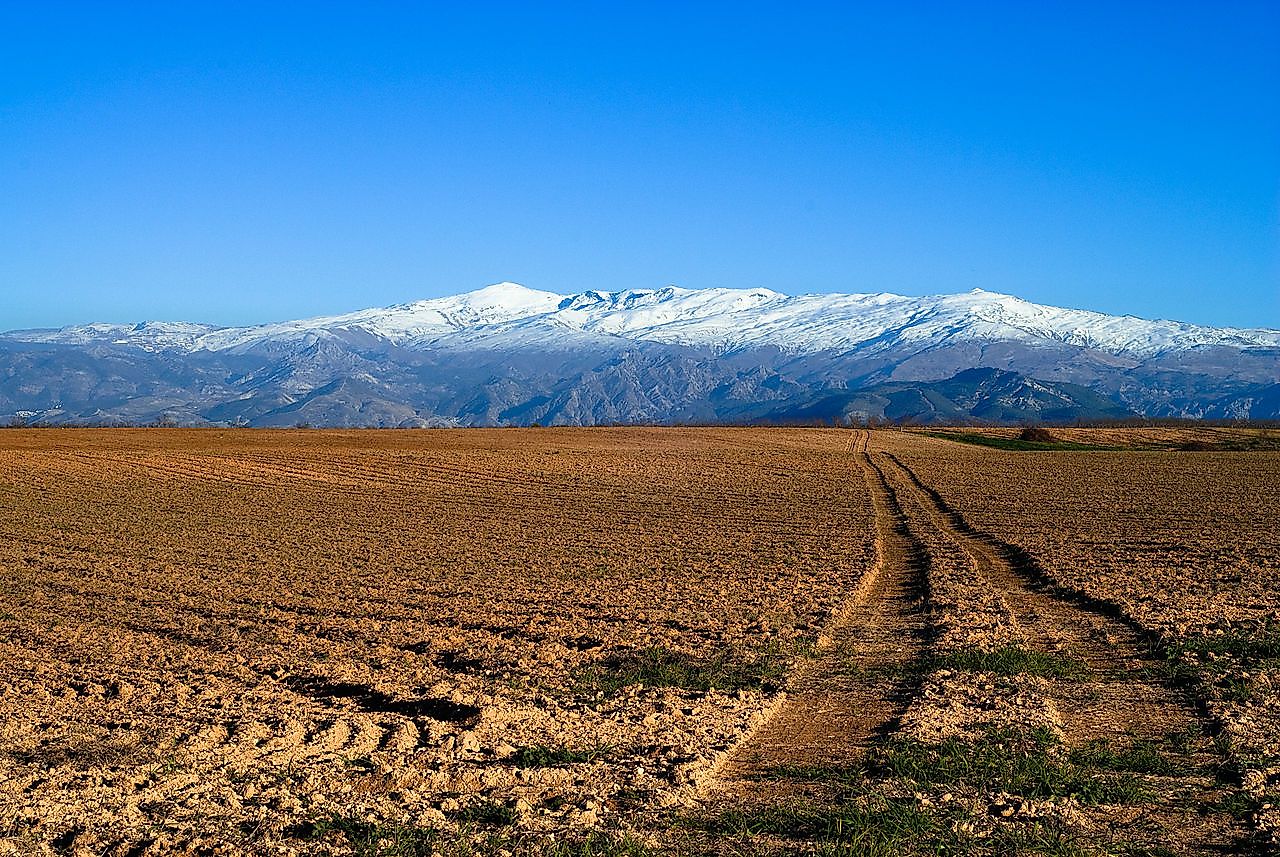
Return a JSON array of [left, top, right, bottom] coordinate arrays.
[[879, 451, 1198, 738], [876, 447, 1245, 852], [709, 431, 933, 801]]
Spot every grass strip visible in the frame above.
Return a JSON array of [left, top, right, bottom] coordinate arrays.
[[924, 646, 1092, 680], [840, 646, 1091, 682], [870, 728, 1152, 805], [1067, 739, 1182, 776], [697, 793, 1094, 856], [307, 816, 653, 857], [573, 646, 786, 697], [1171, 630, 1280, 664], [922, 432, 1123, 452], [701, 795, 955, 850]]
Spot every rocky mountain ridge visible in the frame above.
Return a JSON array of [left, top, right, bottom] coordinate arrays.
[[3, 284, 1276, 426]]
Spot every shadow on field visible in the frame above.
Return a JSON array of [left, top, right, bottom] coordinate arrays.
[[283, 674, 482, 723]]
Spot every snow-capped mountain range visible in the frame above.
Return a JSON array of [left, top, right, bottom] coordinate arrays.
[[2, 283, 1277, 426], [12, 282, 1280, 358]]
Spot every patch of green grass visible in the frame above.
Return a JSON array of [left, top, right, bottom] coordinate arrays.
[[924, 646, 1092, 680], [752, 634, 820, 661], [304, 816, 654, 857], [1160, 727, 1202, 755], [816, 801, 965, 856], [1205, 790, 1274, 822], [1067, 739, 1181, 776], [689, 731, 1127, 852], [699, 795, 956, 848], [1174, 630, 1280, 664], [1218, 677, 1259, 703], [152, 751, 187, 778], [838, 646, 1090, 683], [454, 800, 516, 827], [573, 646, 787, 697], [542, 832, 656, 857], [869, 729, 1152, 805], [923, 432, 1122, 452], [1178, 435, 1280, 452], [1160, 630, 1280, 712], [764, 763, 865, 787], [985, 822, 1096, 857], [308, 817, 441, 857], [509, 744, 612, 768], [698, 794, 1096, 856]]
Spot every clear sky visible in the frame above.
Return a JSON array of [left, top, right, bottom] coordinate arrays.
[[2, 1, 1278, 330]]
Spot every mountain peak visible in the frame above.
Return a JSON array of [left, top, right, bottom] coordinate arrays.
[[425, 282, 565, 311], [390, 282, 564, 328], [963, 287, 1015, 299], [462, 281, 563, 300], [4, 282, 1279, 426], [7, 284, 1279, 359]]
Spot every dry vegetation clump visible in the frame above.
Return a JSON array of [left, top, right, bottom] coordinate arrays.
[[0, 427, 876, 856], [1017, 427, 1058, 444]]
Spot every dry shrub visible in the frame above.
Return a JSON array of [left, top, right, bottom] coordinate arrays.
[[1018, 427, 1058, 444]]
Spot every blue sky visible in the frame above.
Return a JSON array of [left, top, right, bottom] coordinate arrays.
[[2, 1, 1277, 330]]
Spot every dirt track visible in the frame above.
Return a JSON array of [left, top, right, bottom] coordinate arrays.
[[714, 431, 1258, 854], [713, 432, 931, 799]]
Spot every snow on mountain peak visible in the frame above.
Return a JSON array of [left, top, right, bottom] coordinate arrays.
[[394, 282, 564, 327], [7, 283, 1278, 358], [444, 281, 565, 311]]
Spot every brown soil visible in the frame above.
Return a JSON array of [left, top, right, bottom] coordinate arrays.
[[0, 428, 876, 856], [881, 429, 1280, 850], [1, 427, 1275, 855], [877, 449, 1240, 851], [711, 432, 931, 801]]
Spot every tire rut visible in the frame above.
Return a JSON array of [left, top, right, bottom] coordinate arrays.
[[710, 432, 932, 801], [876, 446, 1246, 853], [878, 450, 1200, 742]]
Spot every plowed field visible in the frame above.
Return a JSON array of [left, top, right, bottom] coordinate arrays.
[[1, 428, 1276, 856]]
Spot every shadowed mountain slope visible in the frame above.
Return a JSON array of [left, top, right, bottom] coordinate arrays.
[[3, 284, 1276, 426]]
